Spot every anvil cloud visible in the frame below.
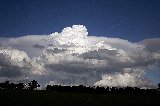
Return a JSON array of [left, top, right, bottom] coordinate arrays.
[[0, 25, 160, 88]]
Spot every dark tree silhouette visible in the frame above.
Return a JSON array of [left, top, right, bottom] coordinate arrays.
[[4, 81, 10, 89], [158, 83, 160, 89], [45, 84, 160, 95], [16, 83, 25, 90], [28, 80, 40, 90]]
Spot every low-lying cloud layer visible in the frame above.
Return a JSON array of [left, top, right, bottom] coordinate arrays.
[[0, 25, 160, 88]]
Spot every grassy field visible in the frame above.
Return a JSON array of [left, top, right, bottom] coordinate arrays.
[[0, 90, 160, 106]]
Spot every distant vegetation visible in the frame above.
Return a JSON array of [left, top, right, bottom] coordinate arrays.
[[0, 80, 40, 90], [0, 80, 160, 105], [46, 85, 160, 95], [0, 80, 160, 95]]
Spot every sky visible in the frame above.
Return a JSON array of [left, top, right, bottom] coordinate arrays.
[[0, 0, 160, 89], [0, 0, 160, 42]]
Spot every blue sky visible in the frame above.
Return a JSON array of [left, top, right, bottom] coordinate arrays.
[[0, 0, 160, 42]]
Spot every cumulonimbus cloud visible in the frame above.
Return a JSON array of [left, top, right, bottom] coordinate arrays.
[[0, 25, 159, 88]]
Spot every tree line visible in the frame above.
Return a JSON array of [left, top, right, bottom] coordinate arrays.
[[46, 84, 160, 95], [0, 80, 160, 95], [0, 80, 40, 90]]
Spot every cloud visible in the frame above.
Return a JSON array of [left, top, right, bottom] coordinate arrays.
[[32, 44, 45, 49], [53, 25, 88, 47], [94, 73, 138, 87], [0, 46, 45, 78], [0, 25, 160, 88], [141, 38, 160, 52], [94, 68, 155, 88]]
